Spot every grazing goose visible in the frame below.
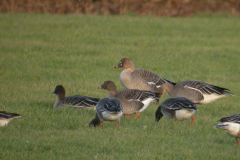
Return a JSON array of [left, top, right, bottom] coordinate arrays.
[[98, 81, 159, 119], [89, 98, 123, 128], [0, 111, 22, 127], [214, 114, 240, 145], [52, 85, 100, 109], [157, 80, 233, 104], [114, 58, 175, 91], [155, 97, 197, 126]]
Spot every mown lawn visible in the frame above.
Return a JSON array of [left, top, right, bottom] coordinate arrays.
[[0, 13, 239, 159]]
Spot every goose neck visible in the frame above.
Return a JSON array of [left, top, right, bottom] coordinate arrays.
[[158, 83, 174, 97], [106, 91, 117, 98]]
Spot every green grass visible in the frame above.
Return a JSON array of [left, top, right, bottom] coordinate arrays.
[[0, 13, 240, 159]]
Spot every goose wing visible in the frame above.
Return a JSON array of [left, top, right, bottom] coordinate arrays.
[[97, 98, 123, 113], [181, 80, 232, 96], [118, 89, 159, 102], [219, 114, 240, 124], [96, 98, 123, 120], [60, 95, 100, 108], [135, 69, 175, 87], [0, 111, 21, 119], [162, 97, 197, 111]]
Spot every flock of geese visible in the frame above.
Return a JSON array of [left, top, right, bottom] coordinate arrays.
[[1, 58, 239, 145]]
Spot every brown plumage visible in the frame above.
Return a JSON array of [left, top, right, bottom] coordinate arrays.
[[52, 85, 100, 109], [98, 81, 159, 119], [114, 58, 175, 92], [157, 80, 233, 104]]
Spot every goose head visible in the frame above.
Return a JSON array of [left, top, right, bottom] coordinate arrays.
[[53, 85, 66, 100], [114, 58, 134, 70], [98, 81, 117, 92]]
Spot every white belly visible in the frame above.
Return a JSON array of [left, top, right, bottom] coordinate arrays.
[[102, 111, 123, 121], [0, 119, 11, 127], [139, 98, 154, 112], [175, 109, 195, 121], [200, 94, 226, 104], [216, 122, 240, 138]]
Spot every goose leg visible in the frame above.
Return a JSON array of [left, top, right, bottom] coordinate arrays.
[[134, 113, 140, 119], [191, 115, 194, 127], [100, 121, 103, 128], [236, 132, 240, 145], [126, 115, 130, 118], [235, 138, 240, 145], [116, 120, 119, 128]]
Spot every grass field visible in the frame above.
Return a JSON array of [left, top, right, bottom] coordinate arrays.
[[0, 13, 240, 159]]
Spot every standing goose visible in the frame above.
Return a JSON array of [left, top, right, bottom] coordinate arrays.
[[89, 98, 123, 128], [114, 58, 175, 91], [52, 85, 100, 109], [155, 97, 197, 126], [0, 111, 22, 127], [98, 81, 159, 119], [214, 114, 240, 145], [157, 80, 233, 104]]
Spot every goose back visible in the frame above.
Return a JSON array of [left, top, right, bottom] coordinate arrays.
[[0, 111, 21, 119], [219, 114, 240, 123], [117, 89, 158, 114], [178, 81, 232, 95], [156, 97, 197, 122], [167, 80, 233, 104], [135, 69, 175, 87], [172, 82, 204, 103], [53, 85, 100, 109], [56, 95, 100, 108], [96, 98, 123, 121]]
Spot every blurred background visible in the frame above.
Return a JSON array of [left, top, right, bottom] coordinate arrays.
[[1, 0, 240, 16]]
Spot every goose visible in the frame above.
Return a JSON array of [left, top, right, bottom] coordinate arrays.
[[155, 97, 197, 126], [89, 98, 123, 128], [157, 80, 233, 104], [98, 81, 159, 119], [0, 111, 22, 127], [52, 85, 100, 109], [214, 114, 240, 145], [114, 58, 175, 91]]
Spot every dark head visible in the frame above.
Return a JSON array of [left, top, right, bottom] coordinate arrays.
[[155, 106, 164, 122], [114, 58, 134, 69], [89, 113, 100, 127], [98, 81, 117, 91], [52, 85, 65, 95]]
